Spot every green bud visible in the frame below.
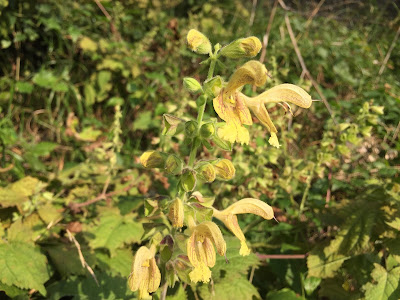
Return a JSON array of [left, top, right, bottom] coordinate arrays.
[[139, 151, 166, 168], [187, 29, 212, 55], [162, 114, 184, 136], [196, 162, 216, 183], [185, 120, 198, 138], [180, 169, 196, 192], [203, 76, 223, 98], [220, 36, 262, 59], [183, 77, 203, 94], [165, 154, 183, 175], [200, 122, 215, 138], [213, 159, 235, 180]]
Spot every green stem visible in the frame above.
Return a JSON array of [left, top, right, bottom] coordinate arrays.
[[187, 56, 217, 167]]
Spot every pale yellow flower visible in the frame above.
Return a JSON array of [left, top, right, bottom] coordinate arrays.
[[212, 198, 274, 256], [186, 220, 226, 283], [128, 245, 161, 299], [213, 60, 312, 147]]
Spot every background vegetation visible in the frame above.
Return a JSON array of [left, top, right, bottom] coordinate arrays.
[[0, 0, 399, 299]]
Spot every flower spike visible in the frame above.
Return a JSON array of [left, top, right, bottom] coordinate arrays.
[[213, 198, 274, 256]]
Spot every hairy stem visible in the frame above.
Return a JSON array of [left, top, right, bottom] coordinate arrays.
[[188, 56, 217, 167]]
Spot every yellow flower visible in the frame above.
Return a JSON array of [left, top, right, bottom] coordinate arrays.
[[213, 60, 267, 145], [212, 198, 274, 256], [213, 60, 312, 147], [186, 220, 226, 283], [128, 245, 161, 299]]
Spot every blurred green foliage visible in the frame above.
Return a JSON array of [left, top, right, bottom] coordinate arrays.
[[0, 0, 399, 299]]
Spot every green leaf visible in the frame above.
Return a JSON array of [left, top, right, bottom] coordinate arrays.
[[46, 272, 134, 300], [16, 81, 33, 94], [96, 248, 133, 277], [84, 84, 96, 106], [266, 288, 305, 300], [0, 177, 45, 210], [86, 209, 144, 255], [0, 282, 26, 298], [362, 264, 400, 300], [166, 283, 187, 300], [212, 237, 259, 277], [78, 126, 102, 141], [7, 218, 35, 244], [307, 239, 350, 278], [30, 142, 58, 157], [45, 243, 96, 277], [303, 276, 321, 295], [32, 70, 58, 88], [198, 276, 260, 300], [0, 242, 51, 295]]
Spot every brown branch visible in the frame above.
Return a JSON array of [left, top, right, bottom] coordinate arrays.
[[256, 253, 307, 260], [69, 181, 137, 211], [296, 0, 325, 41], [378, 26, 400, 76], [94, 0, 122, 41], [259, 0, 278, 65], [284, 14, 337, 125]]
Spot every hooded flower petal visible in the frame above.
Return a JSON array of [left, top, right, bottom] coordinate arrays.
[[213, 199, 274, 256], [249, 83, 312, 108], [224, 60, 268, 97], [187, 221, 226, 283], [128, 245, 161, 299]]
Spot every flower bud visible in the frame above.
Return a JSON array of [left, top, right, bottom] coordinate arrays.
[[162, 114, 184, 136], [165, 154, 183, 175], [196, 162, 216, 183], [185, 120, 198, 138], [180, 169, 197, 192], [187, 29, 212, 55], [183, 77, 203, 94], [139, 151, 166, 168], [213, 159, 235, 180], [168, 198, 184, 228], [220, 36, 262, 59], [200, 123, 215, 138]]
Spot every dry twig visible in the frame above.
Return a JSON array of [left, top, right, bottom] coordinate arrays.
[[67, 229, 99, 286], [94, 0, 122, 41], [378, 26, 400, 75], [284, 14, 337, 125]]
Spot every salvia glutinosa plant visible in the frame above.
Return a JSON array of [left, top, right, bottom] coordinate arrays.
[[128, 29, 312, 299]]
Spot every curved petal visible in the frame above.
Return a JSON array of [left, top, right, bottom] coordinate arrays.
[[203, 237, 217, 267], [224, 61, 268, 96], [224, 198, 274, 220], [196, 221, 227, 256], [147, 257, 161, 293], [242, 93, 278, 134], [254, 84, 312, 108]]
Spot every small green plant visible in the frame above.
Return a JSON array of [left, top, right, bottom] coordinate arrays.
[[128, 29, 313, 299]]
